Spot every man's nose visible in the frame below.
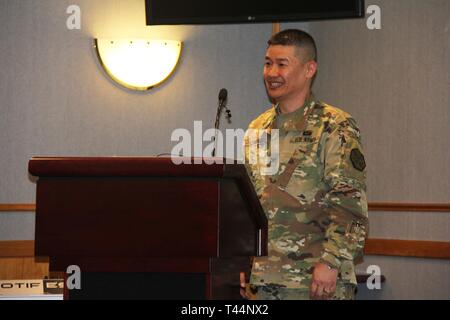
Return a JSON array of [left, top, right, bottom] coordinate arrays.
[[265, 65, 279, 78]]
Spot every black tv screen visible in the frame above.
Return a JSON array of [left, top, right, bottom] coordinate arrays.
[[145, 0, 365, 25]]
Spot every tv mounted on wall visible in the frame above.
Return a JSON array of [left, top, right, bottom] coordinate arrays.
[[145, 0, 365, 25]]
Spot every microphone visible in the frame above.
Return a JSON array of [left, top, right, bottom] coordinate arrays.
[[218, 88, 227, 106], [218, 88, 232, 121], [212, 88, 232, 157]]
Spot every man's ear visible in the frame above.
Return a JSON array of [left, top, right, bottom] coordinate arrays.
[[306, 61, 318, 79]]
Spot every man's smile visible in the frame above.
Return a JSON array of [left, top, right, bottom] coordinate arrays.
[[266, 79, 284, 89]]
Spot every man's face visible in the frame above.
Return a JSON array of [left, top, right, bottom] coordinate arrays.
[[263, 45, 316, 105]]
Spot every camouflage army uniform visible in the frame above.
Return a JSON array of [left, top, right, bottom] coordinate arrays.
[[244, 95, 368, 300]]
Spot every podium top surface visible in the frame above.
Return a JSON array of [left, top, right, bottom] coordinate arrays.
[[28, 156, 247, 178]]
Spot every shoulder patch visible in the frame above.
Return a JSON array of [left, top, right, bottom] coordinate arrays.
[[350, 148, 366, 172]]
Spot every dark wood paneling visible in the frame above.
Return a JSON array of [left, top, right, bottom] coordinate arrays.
[[35, 177, 219, 259], [219, 179, 258, 257]]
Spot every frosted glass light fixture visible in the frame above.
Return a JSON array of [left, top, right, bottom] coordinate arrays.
[[94, 39, 182, 91]]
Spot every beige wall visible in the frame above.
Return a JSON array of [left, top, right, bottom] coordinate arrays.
[[0, 0, 449, 299]]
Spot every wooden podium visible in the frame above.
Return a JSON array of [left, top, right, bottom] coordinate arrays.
[[28, 157, 267, 299]]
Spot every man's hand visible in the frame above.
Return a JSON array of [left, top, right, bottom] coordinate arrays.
[[240, 272, 248, 299], [310, 263, 338, 300]]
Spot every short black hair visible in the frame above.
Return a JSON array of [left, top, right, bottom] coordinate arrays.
[[268, 29, 317, 63]]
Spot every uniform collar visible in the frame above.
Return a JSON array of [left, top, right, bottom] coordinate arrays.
[[258, 94, 318, 130], [275, 93, 316, 116]]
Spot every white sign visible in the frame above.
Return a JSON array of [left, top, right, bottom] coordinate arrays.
[[0, 279, 64, 297]]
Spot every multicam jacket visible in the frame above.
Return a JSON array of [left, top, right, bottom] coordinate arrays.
[[244, 96, 369, 289]]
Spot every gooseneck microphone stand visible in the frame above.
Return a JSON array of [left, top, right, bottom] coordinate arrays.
[[212, 89, 231, 157]]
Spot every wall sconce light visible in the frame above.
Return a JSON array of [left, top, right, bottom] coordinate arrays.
[[94, 39, 182, 91]]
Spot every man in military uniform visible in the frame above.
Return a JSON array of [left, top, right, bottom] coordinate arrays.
[[241, 29, 368, 300]]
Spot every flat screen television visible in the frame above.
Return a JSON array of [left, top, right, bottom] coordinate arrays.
[[145, 0, 365, 25]]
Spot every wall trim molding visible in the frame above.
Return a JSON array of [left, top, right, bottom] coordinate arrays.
[[1, 202, 450, 213], [0, 204, 36, 212], [365, 239, 450, 259], [369, 202, 450, 212], [1, 239, 449, 259]]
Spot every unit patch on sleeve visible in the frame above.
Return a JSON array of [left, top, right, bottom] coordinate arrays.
[[350, 148, 366, 172]]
